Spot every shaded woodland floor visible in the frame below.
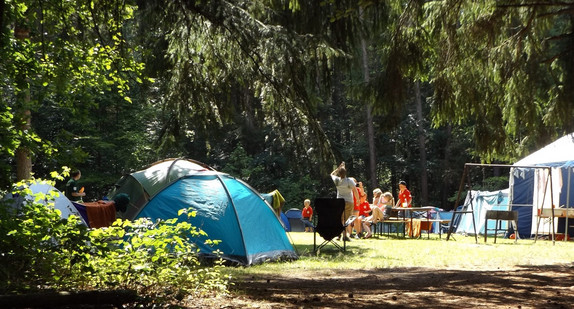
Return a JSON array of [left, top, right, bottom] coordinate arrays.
[[189, 264, 574, 308]]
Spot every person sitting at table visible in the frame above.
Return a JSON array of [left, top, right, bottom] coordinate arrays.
[[363, 188, 384, 237], [363, 191, 394, 238], [372, 188, 383, 207], [381, 191, 395, 219]]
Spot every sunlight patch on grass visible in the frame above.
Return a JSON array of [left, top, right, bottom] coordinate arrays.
[[226, 232, 574, 279]]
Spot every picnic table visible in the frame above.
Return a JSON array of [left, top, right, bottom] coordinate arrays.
[[383, 206, 450, 239]]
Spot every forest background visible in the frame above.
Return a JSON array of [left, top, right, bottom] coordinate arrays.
[[2, 0, 574, 211]]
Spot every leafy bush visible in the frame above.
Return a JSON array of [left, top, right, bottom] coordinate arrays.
[[85, 215, 229, 303], [0, 180, 91, 292], [0, 179, 228, 305]]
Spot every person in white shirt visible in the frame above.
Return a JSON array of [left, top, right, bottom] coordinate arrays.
[[331, 162, 359, 241]]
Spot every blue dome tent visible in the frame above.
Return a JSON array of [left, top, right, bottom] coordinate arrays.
[[109, 159, 298, 265]]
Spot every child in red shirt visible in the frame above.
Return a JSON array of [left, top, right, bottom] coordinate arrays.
[[396, 180, 412, 208], [302, 199, 313, 232], [352, 188, 371, 238]]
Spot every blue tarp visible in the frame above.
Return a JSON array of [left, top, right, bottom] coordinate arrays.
[[285, 208, 302, 219], [511, 163, 574, 237], [456, 190, 510, 235], [433, 210, 453, 234]]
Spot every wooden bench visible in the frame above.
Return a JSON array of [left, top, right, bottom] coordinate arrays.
[[378, 218, 408, 237]]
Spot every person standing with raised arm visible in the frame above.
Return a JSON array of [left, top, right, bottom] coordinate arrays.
[[330, 162, 359, 241]]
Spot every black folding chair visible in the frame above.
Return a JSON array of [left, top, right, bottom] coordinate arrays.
[[313, 197, 347, 253]]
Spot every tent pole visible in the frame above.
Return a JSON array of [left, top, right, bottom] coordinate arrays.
[[565, 166, 572, 242], [535, 168, 551, 243], [216, 174, 250, 265], [509, 167, 515, 236], [446, 163, 478, 243], [469, 169, 478, 244], [550, 168, 556, 245], [446, 164, 468, 241], [534, 168, 547, 242]]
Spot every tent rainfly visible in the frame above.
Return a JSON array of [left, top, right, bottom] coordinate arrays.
[[108, 158, 298, 265]]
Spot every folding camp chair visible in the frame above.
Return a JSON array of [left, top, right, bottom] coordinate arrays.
[[313, 197, 347, 253]]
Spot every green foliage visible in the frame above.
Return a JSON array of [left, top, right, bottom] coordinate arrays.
[[0, 0, 147, 185], [0, 105, 17, 187], [277, 174, 319, 211], [33, 89, 160, 199], [0, 179, 91, 292], [219, 142, 322, 210], [220, 144, 264, 184], [0, 179, 228, 305], [447, 175, 510, 204], [419, 0, 574, 160], [142, 0, 376, 169], [479, 176, 510, 192], [84, 217, 228, 301], [5, 0, 564, 221]]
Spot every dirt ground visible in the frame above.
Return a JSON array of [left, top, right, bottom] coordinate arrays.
[[188, 264, 574, 308]]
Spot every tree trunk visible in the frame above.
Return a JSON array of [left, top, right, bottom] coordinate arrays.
[[15, 24, 33, 181], [16, 110, 32, 180], [441, 125, 452, 209], [0, 0, 5, 35], [360, 9, 377, 194], [414, 81, 428, 204]]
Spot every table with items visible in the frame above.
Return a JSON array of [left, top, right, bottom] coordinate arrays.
[[382, 206, 449, 239]]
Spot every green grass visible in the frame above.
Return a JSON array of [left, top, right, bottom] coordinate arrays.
[[226, 232, 574, 277]]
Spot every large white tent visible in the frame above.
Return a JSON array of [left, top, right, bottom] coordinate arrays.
[[510, 133, 574, 237], [514, 134, 574, 166]]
